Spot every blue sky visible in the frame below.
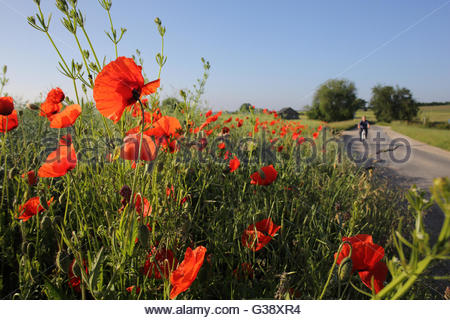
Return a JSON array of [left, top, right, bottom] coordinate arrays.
[[1, 0, 449, 111]]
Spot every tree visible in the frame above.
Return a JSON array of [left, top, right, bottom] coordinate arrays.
[[161, 97, 181, 112], [306, 79, 364, 122], [370, 85, 418, 122], [239, 103, 253, 113]]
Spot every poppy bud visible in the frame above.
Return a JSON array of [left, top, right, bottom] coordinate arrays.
[[23, 170, 37, 186], [154, 17, 161, 25], [338, 257, 353, 282], [119, 185, 132, 202], [27, 16, 36, 26], [3, 65, 7, 73], [138, 224, 150, 247]]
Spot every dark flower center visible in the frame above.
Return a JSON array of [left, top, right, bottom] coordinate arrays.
[[132, 88, 141, 101]]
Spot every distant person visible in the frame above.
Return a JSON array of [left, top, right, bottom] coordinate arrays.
[[358, 115, 370, 141]]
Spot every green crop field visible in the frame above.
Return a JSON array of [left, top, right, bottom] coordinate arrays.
[[418, 105, 450, 122]]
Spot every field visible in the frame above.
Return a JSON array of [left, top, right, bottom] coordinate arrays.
[[418, 105, 450, 123], [384, 106, 450, 151], [1, 0, 449, 302], [387, 123, 450, 151]]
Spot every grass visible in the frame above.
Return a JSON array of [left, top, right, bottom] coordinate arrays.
[[387, 122, 450, 151]]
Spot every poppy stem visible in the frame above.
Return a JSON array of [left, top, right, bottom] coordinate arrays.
[[349, 278, 372, 298], [127, 98, 147, 229], [106, 10, 118, 58], [72, 78, 80, 105], [80, 26, 102, 70], [0, 123, 8, 208], [318, 241, 349, 300]]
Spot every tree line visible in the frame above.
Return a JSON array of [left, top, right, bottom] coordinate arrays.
[[306, 79, 420, 123]]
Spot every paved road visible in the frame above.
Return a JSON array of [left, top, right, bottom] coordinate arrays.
[[342, 125, 450, 189], [341, 125, 450, 295]]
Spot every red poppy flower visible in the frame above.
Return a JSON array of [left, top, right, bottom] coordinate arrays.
[[206, 111, 222, 124], [17, 197, 53, 221], [0, 109, 18, 133], [237, 119, 244, 127], [170, 246, 206, 299], [242, 218, 281, 251], [218, 142, 225, 150], [40, 88, 65, 120], [229, 156, 240, 173], [144, 116, 181, 152], [68, 259, 88, 292], [38, 135, 77, 177], [47, 87, 65, 104], [166, 185, 175, 198], [93, 56, 160, 123], [223, 117, 232, 124], [313, 132, 319, 139], [0, 96, 14, 116], [205, 110, 212, 117], [120, 134, 157, 162], [22, 170, 37, 186], [134, 193, 152, 217], [277, 145, 284, 152], [49, 104, 82, 128], [126, 286, 141, 294], [142, 247, 178, 279], [250, 165, 278, 186], [334, 234, 388, 293], [317, 125, 323, 132], [297, 137, 306, 145], [222, 126, 230, 134]]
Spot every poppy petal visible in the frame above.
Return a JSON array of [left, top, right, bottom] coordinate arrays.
[[50, 104, 82, 128], [38, 143, 77, 178], [0, 109, 18, 132], [170, 246, 207, 299], [141, 79, 160, 96]]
